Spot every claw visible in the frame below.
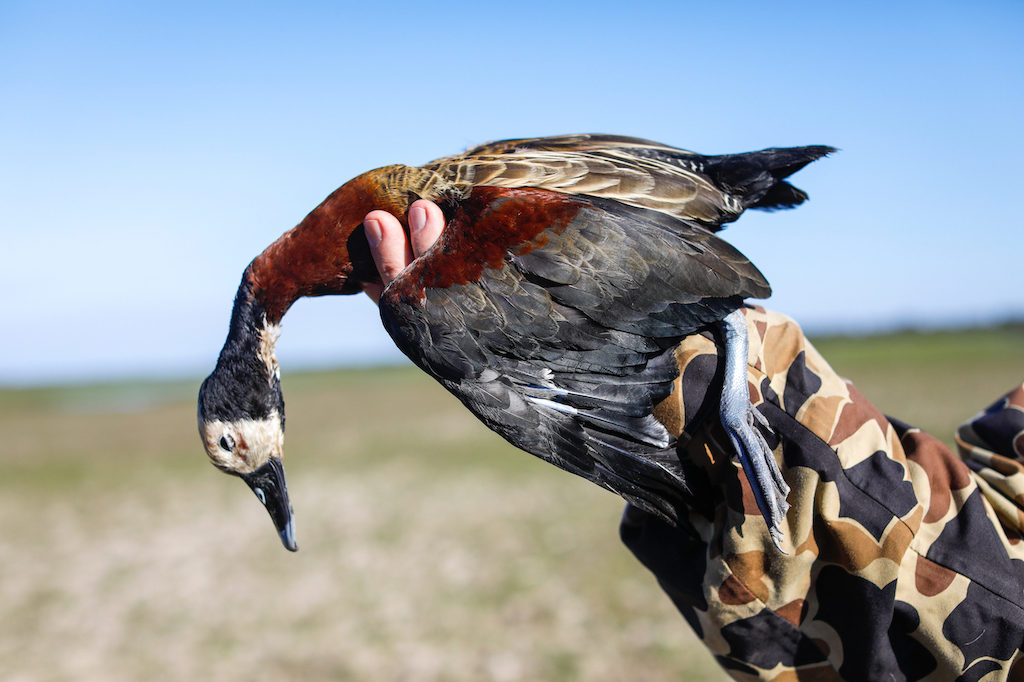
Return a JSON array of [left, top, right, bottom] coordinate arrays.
[[718, 310, 791, 552]]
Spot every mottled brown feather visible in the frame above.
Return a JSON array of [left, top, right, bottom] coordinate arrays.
[[245, 134, 816, 322], [421, 135, 741, 226]]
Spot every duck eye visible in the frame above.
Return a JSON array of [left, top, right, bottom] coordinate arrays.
[[219, 434, 235, 452]]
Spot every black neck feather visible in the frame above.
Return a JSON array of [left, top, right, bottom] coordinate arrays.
[[198, 269, 285, 425]]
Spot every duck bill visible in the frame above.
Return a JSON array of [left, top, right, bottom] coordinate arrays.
[[240, 456, 298, 552]]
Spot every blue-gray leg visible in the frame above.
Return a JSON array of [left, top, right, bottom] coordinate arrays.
[[719, 309, 791, 552]]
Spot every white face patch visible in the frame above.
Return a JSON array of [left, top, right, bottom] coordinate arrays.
[[199, 410, 284, 475]]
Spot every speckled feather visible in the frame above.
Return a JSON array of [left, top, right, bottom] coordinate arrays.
[[421, 134, 834, 229]]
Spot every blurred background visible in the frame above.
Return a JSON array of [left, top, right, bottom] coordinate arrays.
[[1, 2, 1022, 680]]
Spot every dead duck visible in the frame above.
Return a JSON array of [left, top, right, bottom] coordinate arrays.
[[197, 134, 833, 552]]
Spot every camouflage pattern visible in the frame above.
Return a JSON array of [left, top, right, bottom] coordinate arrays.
[[620, 306, 1024, 680]]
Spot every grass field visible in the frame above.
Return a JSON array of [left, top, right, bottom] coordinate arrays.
[[1, 325, 1022, 681]]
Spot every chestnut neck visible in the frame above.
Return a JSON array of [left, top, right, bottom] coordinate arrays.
[[247, 165, 434, 323]]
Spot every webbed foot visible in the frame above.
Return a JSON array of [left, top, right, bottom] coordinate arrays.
[[718, 309, 791, 552]]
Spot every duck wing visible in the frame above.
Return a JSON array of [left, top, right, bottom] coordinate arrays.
[[422, 134, 834, 230], [378, 186, 768, 520]]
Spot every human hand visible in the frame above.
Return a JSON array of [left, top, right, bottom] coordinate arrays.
[[361, 199, 446, 302]]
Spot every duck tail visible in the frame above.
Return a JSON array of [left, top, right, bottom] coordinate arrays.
[[703, 145, 837, 210]]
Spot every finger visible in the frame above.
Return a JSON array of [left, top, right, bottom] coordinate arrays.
[[408, 199, 445, 258], [364, 210, 414, 285]]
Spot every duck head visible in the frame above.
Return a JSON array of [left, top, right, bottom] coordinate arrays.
[[197, 275, 296, 550]]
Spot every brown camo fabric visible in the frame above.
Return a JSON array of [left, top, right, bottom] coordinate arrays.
[[620, 306, 1024, 681]]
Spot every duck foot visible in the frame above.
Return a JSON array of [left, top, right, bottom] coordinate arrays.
[[718, 309, 791, 552]]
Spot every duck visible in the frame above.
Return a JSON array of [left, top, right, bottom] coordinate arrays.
[[197, 134, 833, 552]]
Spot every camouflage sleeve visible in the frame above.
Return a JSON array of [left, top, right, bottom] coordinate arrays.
[[619, 306, 1024, 680]]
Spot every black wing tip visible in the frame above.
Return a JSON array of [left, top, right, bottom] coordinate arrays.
[[767, 144, 838, 184], [704, 144, 837, 211], [748, 181, 809, 210]]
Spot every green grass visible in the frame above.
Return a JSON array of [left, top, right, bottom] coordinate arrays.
[[0, 326, 1020, 681]]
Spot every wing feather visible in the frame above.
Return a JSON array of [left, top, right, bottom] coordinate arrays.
[[422, 133, 832, 230], [379, 187, 768, 521]]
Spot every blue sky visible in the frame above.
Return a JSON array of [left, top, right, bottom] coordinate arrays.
[[2, 1, 1022, 384]]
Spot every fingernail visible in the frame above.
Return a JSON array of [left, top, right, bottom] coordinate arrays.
[[409, 205, 427, 233], [364, 218, 382, 248]]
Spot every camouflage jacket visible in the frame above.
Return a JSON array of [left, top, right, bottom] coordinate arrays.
[[620, 306, 1024, 681]]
